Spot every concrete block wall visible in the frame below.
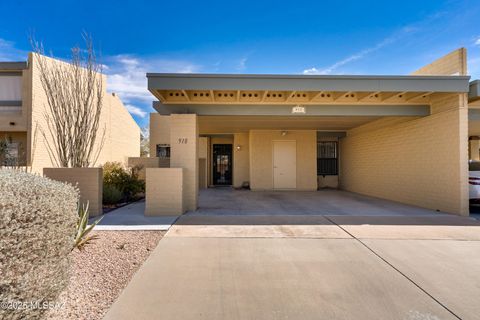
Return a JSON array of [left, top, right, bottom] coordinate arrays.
[[145, 168, 184, 215], [28, 53, 140, 173], [170, 114, 198, 211], [340, 95, 469, 215], [43, 167, 103, 217], [150, 114, 171, 155], [411, 48, 467, 76]]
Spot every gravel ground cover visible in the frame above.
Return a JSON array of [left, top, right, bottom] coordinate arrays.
[[45, 230, 164, 320]]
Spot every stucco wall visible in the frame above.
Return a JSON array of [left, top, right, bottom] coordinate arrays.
[[127, 156, 170, 180], [145, 168, 185, 215], [43, 167, 103, 217], [340, 94, 468, 215], [249, 130, 317, 191], [233, 133, 249, 188]]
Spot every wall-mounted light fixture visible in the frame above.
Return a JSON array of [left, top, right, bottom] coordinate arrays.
[[281, 131, 287, 136], [236, 145, 241, 151]]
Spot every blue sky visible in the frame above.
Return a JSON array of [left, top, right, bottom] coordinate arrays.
[[1, 0, 480, 127]]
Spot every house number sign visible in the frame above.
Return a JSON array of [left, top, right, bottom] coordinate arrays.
[[178, 138, 188, 144], [292, 105, 306, 114]]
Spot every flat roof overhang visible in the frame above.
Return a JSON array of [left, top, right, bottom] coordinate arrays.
[[148, 73, 470, 106], [148, 73, 470, 93], [0, 61, 28, 71]]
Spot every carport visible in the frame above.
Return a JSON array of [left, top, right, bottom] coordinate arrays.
[[145, 49, 471, 216]]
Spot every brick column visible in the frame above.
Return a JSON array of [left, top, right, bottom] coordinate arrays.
[[170, 114, 198, 211]]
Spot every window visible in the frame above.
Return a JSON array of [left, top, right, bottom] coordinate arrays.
[[156, 144, 170, 158], [1, 141, 19, 166], [317, 141, 338, 175]]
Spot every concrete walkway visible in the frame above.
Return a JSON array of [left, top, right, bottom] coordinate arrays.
[[91, 200, 178, 231], [104, 191, 480, 320]]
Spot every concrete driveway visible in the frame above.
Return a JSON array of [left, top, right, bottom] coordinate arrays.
[[104, 190, 480, 320]]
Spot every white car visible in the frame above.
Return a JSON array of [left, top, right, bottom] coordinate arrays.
[[469, 161, 480, 204]]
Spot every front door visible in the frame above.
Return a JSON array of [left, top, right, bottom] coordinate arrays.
[[212, 144, 233, 185], [273, 141, 297, 189]]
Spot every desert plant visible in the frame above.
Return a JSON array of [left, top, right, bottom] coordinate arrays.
[[0, 169, 78, 320], [103, 184, 123, 205], [74, 202, 102, 250], [31, 33, 105, 168], [103, 161, 144, 202]]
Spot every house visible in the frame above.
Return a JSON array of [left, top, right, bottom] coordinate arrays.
[[0, 53, 140, 173], [139, 48, 478, 217]]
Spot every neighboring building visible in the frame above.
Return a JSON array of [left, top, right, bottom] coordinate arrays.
[[0, 53, 140, 173], [145, 48, 474, 216], [468, 80, 480, 160]]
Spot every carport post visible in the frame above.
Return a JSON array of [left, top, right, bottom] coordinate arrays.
[[170, 114, 198, 211]]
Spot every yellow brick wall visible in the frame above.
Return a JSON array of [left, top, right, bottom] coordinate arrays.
[[150, 113, 170, 154], [249, 130, 317, 191], [340, 95, 469, 215], [28, 53, 139, 173], [411, 48, 467, 75]]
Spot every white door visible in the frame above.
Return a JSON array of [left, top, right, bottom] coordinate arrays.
[[273, 141, 297, 189]]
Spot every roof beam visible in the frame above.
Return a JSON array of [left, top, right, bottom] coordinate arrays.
[[154, 102, 430, 117], [406, 91, 434, 102], [181, 90, 190, 101]]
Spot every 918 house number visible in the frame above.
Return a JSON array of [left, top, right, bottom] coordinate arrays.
[[178, 138, 188, 144]]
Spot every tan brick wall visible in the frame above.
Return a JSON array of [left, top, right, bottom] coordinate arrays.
[[249, 130, 317, 191], [99, 93, 140, 165], [233, 132, 249, 188], [170, 114, 198, 211], [145, 168, 185, 215], [150, 114, 170, 154], [28, 53, 139, 174], [340, 95, 469, 215], [43, 167, 103, 216], [411, 48, 467, 75]]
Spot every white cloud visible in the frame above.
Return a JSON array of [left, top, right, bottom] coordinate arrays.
[[125, 104, 147, 118], [236, 57, 247, 71], [105, 54, 201, 104], [303, 35, 397, 75], [103, 54, 201, 119], [475, 37, 480, 46], [0, 38, 26, 61]]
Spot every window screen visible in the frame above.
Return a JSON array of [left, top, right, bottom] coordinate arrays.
[[317, 141, 338, 175]]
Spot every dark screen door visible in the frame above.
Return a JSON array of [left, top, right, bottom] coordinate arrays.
[[212, 144, 232, 185]]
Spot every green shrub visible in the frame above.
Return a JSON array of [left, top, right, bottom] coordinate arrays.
[[103, 162, 144, 202], [0, 169, 78, 320], [103, 184, 123, 205]]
